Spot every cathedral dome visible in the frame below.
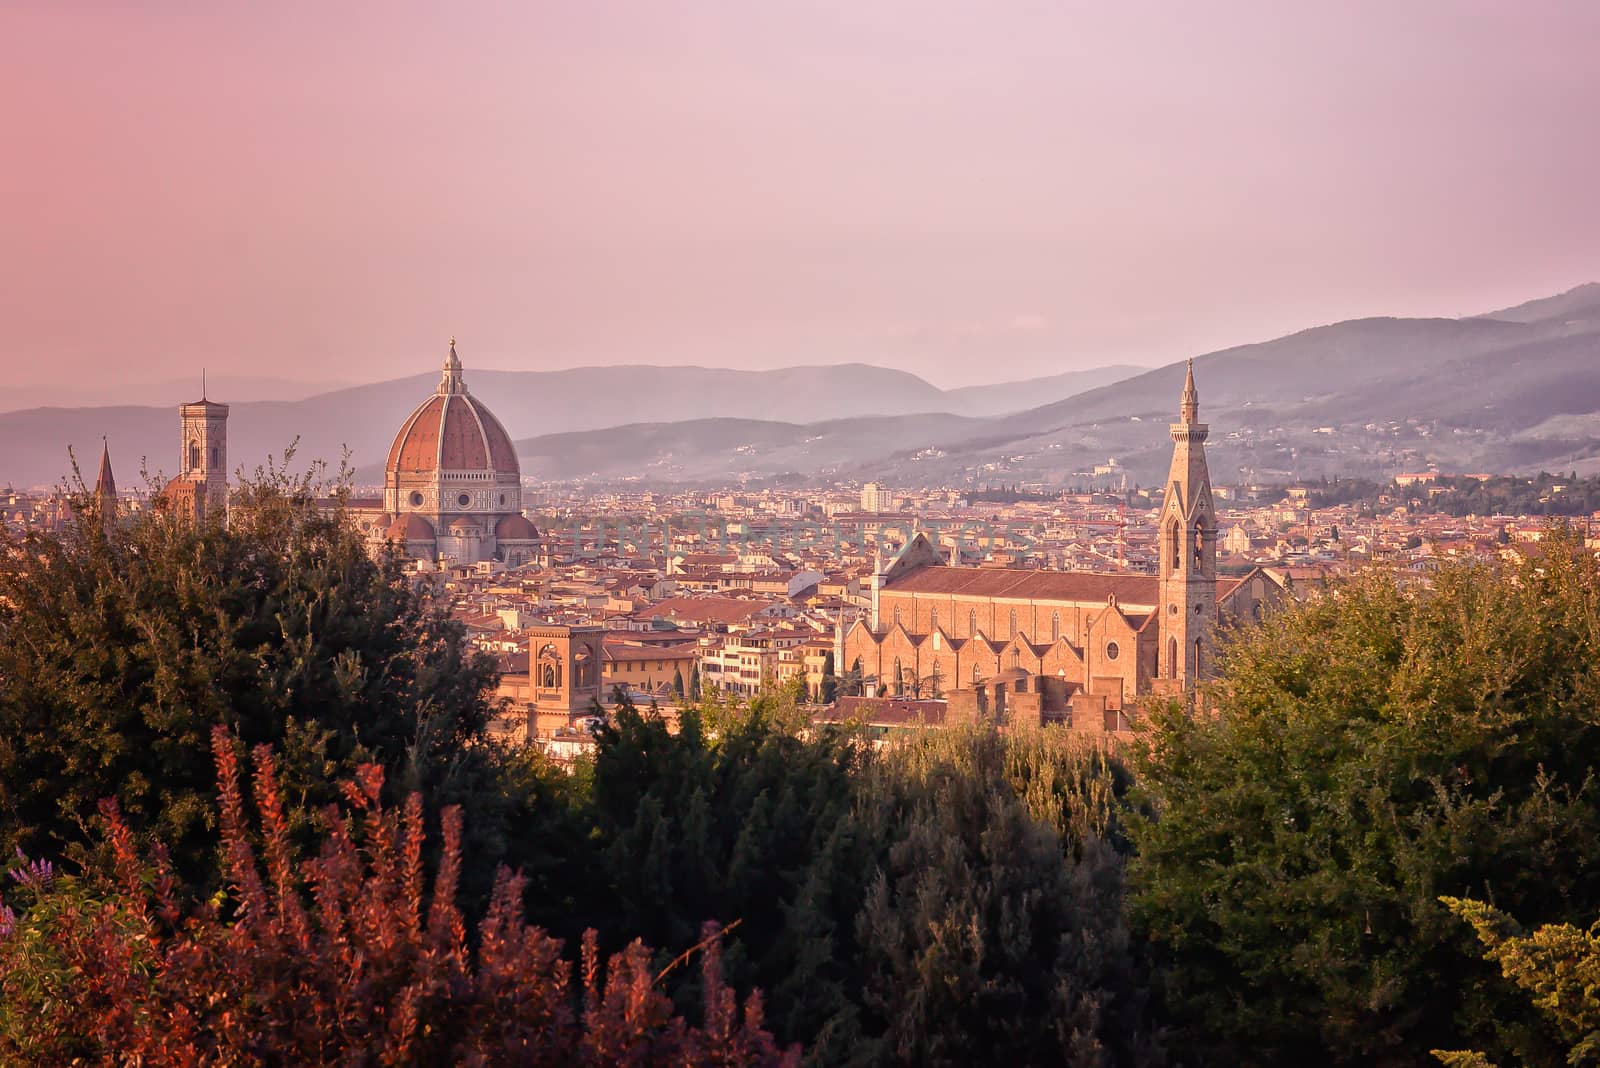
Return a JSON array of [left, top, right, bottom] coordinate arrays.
[[386, 513, 435, 542], [495, 513, 539, 540], [385, 342, 520, 479]]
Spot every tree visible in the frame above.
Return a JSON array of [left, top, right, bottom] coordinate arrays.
[[0, 455, 501, 892], [586, 692, 867, 1050], [844, 726, 1160, 1067], [1431, 897, 1600, 1067], [820, 651, 837, 705], [582, 697, 1159, 1066], [0, 726, 795, 1066], [1129, 527, 1600, 1066]]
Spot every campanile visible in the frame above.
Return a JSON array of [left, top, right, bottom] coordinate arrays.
[[1157, 360, 1217, 686]]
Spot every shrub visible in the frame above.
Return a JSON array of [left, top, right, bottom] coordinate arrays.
[[0, 725, 796, 1067]]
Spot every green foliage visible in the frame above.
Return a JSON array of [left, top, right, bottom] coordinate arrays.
[[584, 696, 1158, 1066], [1423, 472, 1600, 518], [1434, 897, 1600, 1067], [696, 678, 813, 740], [0, 456, 501, 890], [586, 690, 867, 1034], [1129, 527, 1600, 1065], [846, 726, 1160, 1068]]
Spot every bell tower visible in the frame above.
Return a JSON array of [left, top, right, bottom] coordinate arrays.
[[1158, 360, 1217, 687], [179, 383, 229, 520]]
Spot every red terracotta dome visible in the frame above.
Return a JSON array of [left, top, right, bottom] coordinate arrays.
[[386, 513, 435, 542], [495, 513, 539, 540], [385, 343, 519, 477]]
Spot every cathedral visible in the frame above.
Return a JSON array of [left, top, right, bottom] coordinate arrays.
[[136, 341, 537, 567], [839, 361, 1286, 725], [374, 341, 540, 566]]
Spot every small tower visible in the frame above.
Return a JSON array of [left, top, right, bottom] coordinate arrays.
[[1158, 359, 1217, 687], [179, 380, 229, 521], [438, 337, 466, 395], [93, 438, 117, 532]]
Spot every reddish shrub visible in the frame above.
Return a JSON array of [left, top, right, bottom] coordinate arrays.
[[0, 725, 796, 1067]]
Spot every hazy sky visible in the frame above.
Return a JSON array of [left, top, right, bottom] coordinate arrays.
[[3, 1, 1597, 389]]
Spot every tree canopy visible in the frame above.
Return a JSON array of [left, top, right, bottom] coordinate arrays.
[[1129, 527, 1600, 1065], [0, 459, 500, 887]]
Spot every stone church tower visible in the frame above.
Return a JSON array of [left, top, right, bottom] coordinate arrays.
[[179, 393, 230, 518], [1157, 360, 1217, 687], [157, 385, 230, 524]]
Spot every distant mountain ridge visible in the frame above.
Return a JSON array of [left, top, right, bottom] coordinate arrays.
[[1478, 282, 1600, 325], [6, 282, 1599, 490], [0, 375, 358, 414], [0, 361, 1139, 490], [500, 283, 1600, 486]]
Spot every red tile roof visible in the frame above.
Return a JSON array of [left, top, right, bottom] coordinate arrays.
[[819, 697, 948, 727], [885, 564, 1241, 607], [884, 565, 1160, 605], [636, 596, 772, 625]]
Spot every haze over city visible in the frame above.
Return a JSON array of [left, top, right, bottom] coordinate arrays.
[[4, 0, 1597, 391], [12, 5, 1600, 1066]]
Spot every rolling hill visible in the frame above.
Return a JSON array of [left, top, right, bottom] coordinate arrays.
[[0, 361, 1138, 490], [6, 283, 1599, 490], [497, 283, 1600, 486]]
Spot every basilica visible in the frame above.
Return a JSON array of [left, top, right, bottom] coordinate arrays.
[[839, 362, 1288, 720], [369, 341, 540, 566]]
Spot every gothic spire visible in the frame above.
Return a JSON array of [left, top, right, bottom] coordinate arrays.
[[94, 438, 117, 528], [1180, 358, 1199, 424]]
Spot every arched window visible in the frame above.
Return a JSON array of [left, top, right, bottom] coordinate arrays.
[[972, 663, 982, 684], [929, 607, 939, 632], [1051, 611, 1060, 642], [537, 645, 562, 690], [189, 440, 200, 473], [1008, 608, 1018, 637], [1194, 524, 1205, 566], [968, 609, 978, 636], [892, 605, 902, 629], [1194, 638, 1203, 678], [893, 657, 904, 696], [1169, 637, 1178, 678], [209, 446, 218, 470], [1169, 521, 1180, 567]]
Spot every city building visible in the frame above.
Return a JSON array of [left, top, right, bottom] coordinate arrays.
[[840, 362, 1286, 727], [377, 341, 541, 565], [157, 392, 229, 523], [860, 482, 893, 513], [495, 624, 607, 741]]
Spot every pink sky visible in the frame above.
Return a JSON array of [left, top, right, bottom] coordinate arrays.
[[2, 0, 1597, 389]]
